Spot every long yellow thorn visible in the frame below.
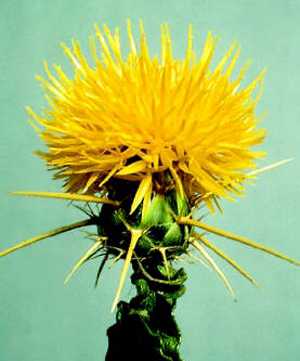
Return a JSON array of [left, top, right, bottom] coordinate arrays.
[[179, 217, 300, 266], [111, 229, 143, 312], [247, 158, 293, 177], [190, 239, 236, 299], [192, 232, 258, 286], [186, 250, 211, 269], [11, 191, 120, 206], [64, 241, 103, 284], [0, 219, 93, 257]]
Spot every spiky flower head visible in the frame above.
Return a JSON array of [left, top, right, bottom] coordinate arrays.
[[28, 20, 266, 214], [1, 20, 299, 315]]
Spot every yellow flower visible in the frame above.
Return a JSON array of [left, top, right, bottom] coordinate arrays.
[[28, 20, 266, 213], [1, 21, 298, 307]]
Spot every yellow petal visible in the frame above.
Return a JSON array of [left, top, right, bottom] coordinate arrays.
[[130, 175, 152, 214], [116, 160, 147, 176], [82, 173, 99, 193]]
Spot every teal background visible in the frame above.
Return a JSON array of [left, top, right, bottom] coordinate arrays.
[[0, 1, 299, 360]]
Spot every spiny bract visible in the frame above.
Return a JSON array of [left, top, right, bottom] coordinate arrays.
[[28, 20, 266, 213]]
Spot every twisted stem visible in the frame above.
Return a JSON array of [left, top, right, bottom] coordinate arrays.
[[105, 256, 187, 361]]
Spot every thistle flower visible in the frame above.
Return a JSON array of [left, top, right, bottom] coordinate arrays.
[[1, 21, 298, 314], [27, 21, 266, 213]]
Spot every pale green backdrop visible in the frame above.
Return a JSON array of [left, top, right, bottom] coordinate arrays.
[[1, 1, 300, 360]]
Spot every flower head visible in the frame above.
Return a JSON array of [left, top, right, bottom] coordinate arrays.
[[28, 20, 265, 213], [1, 21, 298, 310]]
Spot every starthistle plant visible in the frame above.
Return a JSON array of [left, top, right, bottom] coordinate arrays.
[[1, 21, 299, 361]]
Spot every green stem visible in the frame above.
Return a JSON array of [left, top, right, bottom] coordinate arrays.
[[97, 179, 191, 360], [105, 257, 187, 361]]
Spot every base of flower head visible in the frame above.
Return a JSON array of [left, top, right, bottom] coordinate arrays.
[[2, 178, 300, 308]]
